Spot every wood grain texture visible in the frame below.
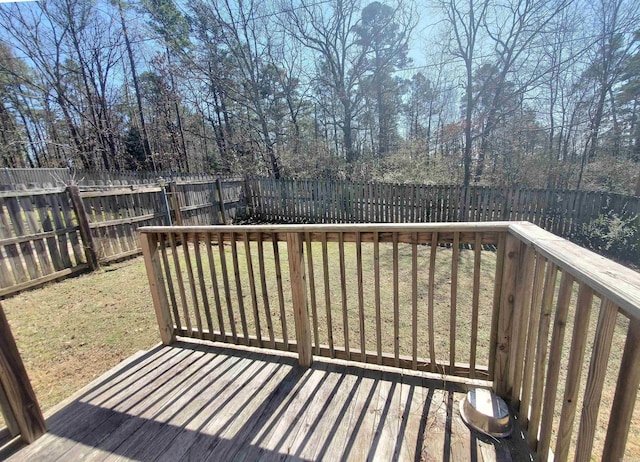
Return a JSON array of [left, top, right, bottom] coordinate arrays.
[[0, 302, 46, 443]]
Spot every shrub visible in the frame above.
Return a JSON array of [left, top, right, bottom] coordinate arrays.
[[573, 210, 640, 263]]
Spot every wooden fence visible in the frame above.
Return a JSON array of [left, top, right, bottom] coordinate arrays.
[[0, 179, 246, 298], [247, 177, 640, 239], [0, 168, 216, 189]]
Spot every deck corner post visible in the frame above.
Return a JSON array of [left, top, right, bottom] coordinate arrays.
[[286, 232, 313, 367], [67, 185, 98, 271], [492, 233, 521, 398], [140, 232, 175, 345], [0, 302, 47, 443]]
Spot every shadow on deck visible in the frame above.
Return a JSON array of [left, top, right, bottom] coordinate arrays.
[[4, 340, 532, 461]]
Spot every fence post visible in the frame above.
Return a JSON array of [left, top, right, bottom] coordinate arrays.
[[168, 181, 183, 226], [215, 177, 227, 224], [492, 233, 521, 398], [67, 185, 98, 270], [0, 302, 46, 443], [286, 232, 312, 367], [140, 232, 175, 345]]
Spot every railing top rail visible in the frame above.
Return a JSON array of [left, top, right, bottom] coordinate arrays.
[[138, 222, 515, 235], [509, 222, 640, 320]]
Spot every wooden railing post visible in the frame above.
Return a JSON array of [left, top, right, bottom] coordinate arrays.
[[0, 302, 46, 443], [67, 185, 98, 271], [286, 232, 312, 367], [492, 233, 521, 398], [140, 232, 175, 345]]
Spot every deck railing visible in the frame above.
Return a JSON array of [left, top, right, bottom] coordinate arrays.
[[140, 222, 640, 461]]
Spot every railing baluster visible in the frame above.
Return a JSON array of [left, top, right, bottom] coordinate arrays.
[[159, 233, 181, 331], [428, 231, 438, 372], [193, 234, 214, 336], [205, 232, 225, 339], [450, 231, 459, 375], [393, 231, 400, 368], [527, 262, 558, 449], [272, 233, 288, 348], [554, 283, 594, 461], [603, 317, 640, 460], [305, 231, 320, 354], [374, 230, 382, 364], [520, 254, 547, 428], [257, 234, 275, 347], [243, 232, 262, 347], [469, 232, 481, 378], [321, 233, 334, 357], [488, 232, 506, 378], [510, 244, 536, 406], [182, 232, 204, 339], [574, 299, 617, 461], [411, 231, 418, 370], [230, 233, 249, 344], [169, 232, 191, 335], [357, 231, 366, 362], [537, 271, 574, 460], [339, 231, 349, 356], [217, 231, 237, 343]]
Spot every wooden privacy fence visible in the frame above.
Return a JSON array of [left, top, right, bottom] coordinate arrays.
[[140, 222, 640, 460], [0, 168, 217, 189], [247, 177, 640, 238], [0, 179, 246, 298]]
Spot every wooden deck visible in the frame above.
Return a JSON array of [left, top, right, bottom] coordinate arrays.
[[4, 340, 532, 462]]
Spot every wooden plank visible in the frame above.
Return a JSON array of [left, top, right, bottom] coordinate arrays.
[[182, 233, 204, 339], [256, 235, 274, 347], [243, 233, 262, 347], [393, 232, 400, 367], [450, 231, 459, 375], [428, 231, 438, 372], [229, 234, 249, 344], [34, 194, 63, 272], [0, 303, 46, 443], [20, 194, 53, 276], [357, 232, 366, 361], [305, 232, 320, 354], [0, 198, 28, 284], [339, 232, 349, 355], [411, 232, 418, 370], [0, 265, 89, 298], [602, 317, 640, 460], [217, 232, 237, 342], [286, 232, 312, 367], [537, 271, 574, 460], [322, 233, 334, 357], [272, 233, 288, 348], [519, 254, 547, 428], [374, 231, 382, 364], [574, 300, 618, 462], [526, 262, 559, 449], [193, 235, 215, 337], [140, 234, 175, 345], [205, 233, 225, 338], [469, 232, 481, 379], [5, 196, 41, 280], [159, 234, 181, 331], [554, 284, 594, 461], [509, 244, 536, 406], [492, 234, 520, 397]]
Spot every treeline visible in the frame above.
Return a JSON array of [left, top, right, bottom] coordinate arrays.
[[0, 0, 639, 194]]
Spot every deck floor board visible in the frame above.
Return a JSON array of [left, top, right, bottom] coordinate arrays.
[[6, 340, 532, 462]]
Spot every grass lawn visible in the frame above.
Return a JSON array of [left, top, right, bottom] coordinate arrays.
[[1, 238, 638, 459]]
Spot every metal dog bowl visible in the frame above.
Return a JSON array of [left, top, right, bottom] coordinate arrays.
[[459, 388, 513, 437]]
